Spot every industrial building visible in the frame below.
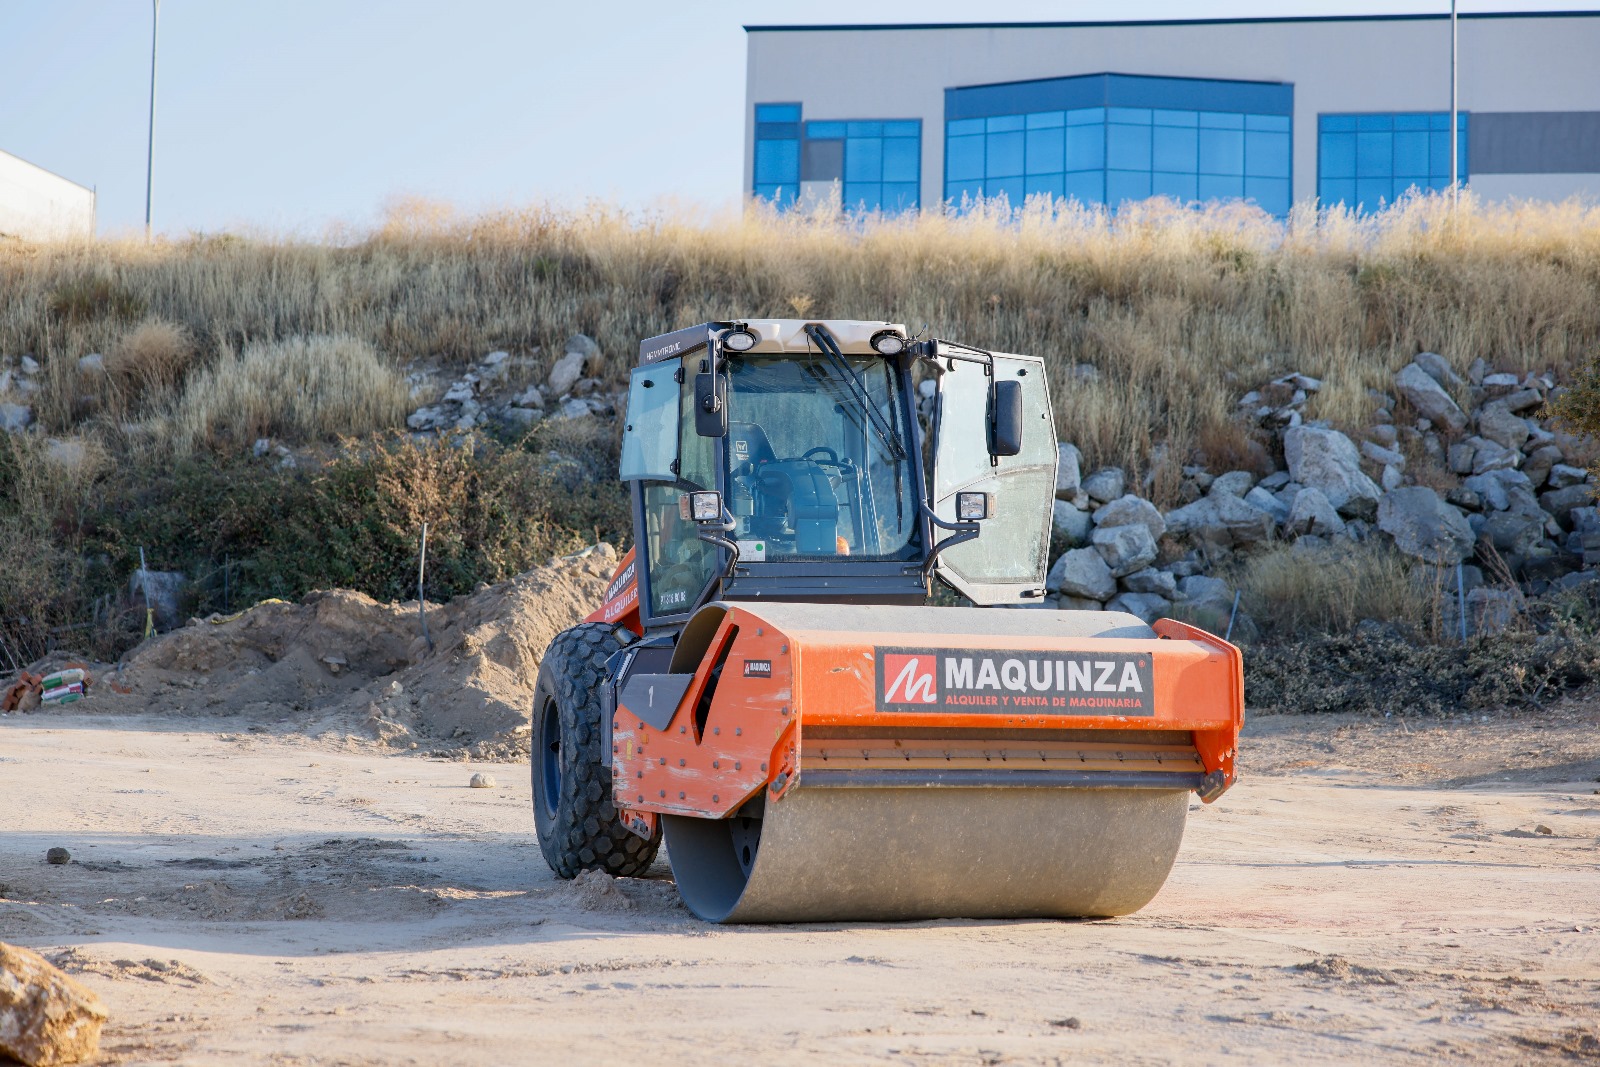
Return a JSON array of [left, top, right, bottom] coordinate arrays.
[[743, 12, 1600, 214], [0, 148, 95, 241]]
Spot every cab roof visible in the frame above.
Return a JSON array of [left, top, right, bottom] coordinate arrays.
[[638, 319, 908, 364]]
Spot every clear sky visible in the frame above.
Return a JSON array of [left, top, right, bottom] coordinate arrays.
[[0, 1, 1590, 236]]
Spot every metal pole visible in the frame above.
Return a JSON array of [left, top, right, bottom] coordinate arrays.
[[145, 0, 160, 240], [1449, 0, 1459, 208], [418, 524, 434, 653]]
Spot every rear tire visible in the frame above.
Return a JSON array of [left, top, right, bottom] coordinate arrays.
[[531, 622, 661, 878]]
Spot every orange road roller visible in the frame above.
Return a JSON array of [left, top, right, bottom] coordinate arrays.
[[530, 319, 1243, 923]]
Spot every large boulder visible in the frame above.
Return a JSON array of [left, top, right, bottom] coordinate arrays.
[[1091, 494, 1166, 542], [0, 942, 108, 1067], [1091, 523, 1158, 577], [1284, 486, 1346, 537], [1208, 471, 1255, 499], [0, 403, 31, 433], [1045, 548, 1116, 601], [1051, 500, 1092, 546], [1164, 494, 1275, 547], [1463, 468, 1534, 512], [1106, 591, 1171, 624], [1376, 487, 1475, 565], [1540, 483, 1595, 525], [1121, 567, 1177, 598], [1055, 442, 1083, 499], [547, 334, 602, 398], [1283, 426, 1382, 519], [1413, 351, 1464, 388], [1394, 361, 1467, 431], [1481, 510, 1545, 556], [1081, 467, 1125, 505], [1177, 575, 1233, 610], [1476, 401, 1531, 452]]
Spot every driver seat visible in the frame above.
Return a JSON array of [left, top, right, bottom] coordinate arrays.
[[727, 421, 776, 475]]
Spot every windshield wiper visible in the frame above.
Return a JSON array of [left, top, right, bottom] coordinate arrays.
[[804, 324, 906, 461]]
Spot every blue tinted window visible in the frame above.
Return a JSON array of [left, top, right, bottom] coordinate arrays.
[[1066, 124, 1106, 171], [1064, 170, 1104, 204], [883, 182, 919, 210], [845, 137, 883, 182], [1152, 171, 1198, 201], [1024, 173, 1064, 200], [1026, 127, 1065, 174], [1153, 126, 1198, 173], [942, 79, 1290, 215], [753, 183, 796, 207], [1320, 112, 1470, 211], [842, 182, 881, 210], [807, 121, 847, 139], [847, 121, 883, 138], [756, 103, 801, 123], [1199, 128, 1243, 175], [946, 179, 985, 203], [882, 137, 919, 183], [1321, 133, 1356, 179], [1107, 124, 1152, 170], [754, 139, 799, 185], [1245, 130, 1289, 178], [986, 131, 1025, 177], [883, 120, 920, 137], [947, 135, 985, 181], [1107, 170, 1152, 203]]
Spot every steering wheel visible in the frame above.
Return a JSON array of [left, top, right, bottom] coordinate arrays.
[[799, 446, 845, 467]]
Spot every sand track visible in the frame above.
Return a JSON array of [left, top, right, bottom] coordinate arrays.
[[3, 705, 1598, 1065]]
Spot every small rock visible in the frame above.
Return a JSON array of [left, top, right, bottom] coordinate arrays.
[[1165, 494, 1275, 547], [1472, 439, 1522, 475], [1121, 567, 1177, 598], [1209, 471, 1255, 499], [1258, 471, 1291, 491], [1502, 388, 1544, 414], [1051, 500, 1092, 546], [1091, 523, 1158, 578], [1467, 357, 1489, 385], [1273, 372, 1322, 392], [1394, 362, 1467, 431], [547, 351, 587, 398], [481, 350, 510, 366], [557, 397, 593, 420], [0, 942, 109, 1066], [1481, 371, 1521, 390], [469, 773, 497, 789], [1244, 485, 1288, 523], [1106, 591, 1171, 624], [1412, 351, 1462, 388], [442, 382, 475, 403], [19, 355, 39, 374], [1178, 575, 1233, 608], [501, 407, 541, 427], [1081, 467, 1125, 505], [1477, 401, 1531, 451], [1522, 445, 1564, 489], [1381, 464, 1404, 491], [46, 847, 70, 865], [1446, 441, 1476, 475], [1052, 442, 1084, 499], [1549, 464, 1589, 489], [1360, 440, 1405, 468], [513, 385, 545, 409], [252, 438, 271, 458], [320, 653, 348, 675], [77, 353, 105, 374], [1534, 824, 1553, 836], [1369, 424, 1398, 447], [1091, 494, 1166, 542], [0, 403, 32, 433], [1046, 548, 1116, 601], [1285, 486, 1345, 537]]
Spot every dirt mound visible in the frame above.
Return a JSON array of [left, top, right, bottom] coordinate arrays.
[[57, 544, 618, 757]]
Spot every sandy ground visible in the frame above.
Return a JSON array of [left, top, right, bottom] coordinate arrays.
[[3, 704, 1599, 1066]]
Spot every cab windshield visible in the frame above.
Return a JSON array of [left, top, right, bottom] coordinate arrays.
[[724, 353, 918, 562]]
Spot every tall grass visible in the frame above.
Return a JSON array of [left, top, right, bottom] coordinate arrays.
[[2, 191, 1597, 479]]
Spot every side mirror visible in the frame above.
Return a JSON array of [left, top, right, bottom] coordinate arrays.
[[990, 379, 1023, 457], [695, 373, 727, 437]]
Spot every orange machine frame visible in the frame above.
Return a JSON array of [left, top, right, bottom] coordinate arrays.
[[610, 603, 1244, 837]]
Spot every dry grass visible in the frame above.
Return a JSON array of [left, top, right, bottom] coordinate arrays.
[[1235, 541, 1431, 637], [1, 190, 1598, 487], [170, 335, 408, 452], [107, 318, 196, 410]]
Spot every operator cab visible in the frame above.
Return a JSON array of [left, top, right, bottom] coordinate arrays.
[[619, 320, 1057, 629]]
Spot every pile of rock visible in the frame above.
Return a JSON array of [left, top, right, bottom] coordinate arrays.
[[404, 334, 621, 435], [1038, 352, 1598, 637], [0, 354, 41, 432]]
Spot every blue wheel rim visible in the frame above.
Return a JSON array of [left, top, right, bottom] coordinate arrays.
[[539, 697, 561, 817]]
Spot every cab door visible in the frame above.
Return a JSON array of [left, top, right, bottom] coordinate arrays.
[[620, 359, 722, 622], [929, 352, 1057, 605]]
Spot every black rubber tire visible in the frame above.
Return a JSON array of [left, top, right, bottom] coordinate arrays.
[[531, 622, 662, 879]]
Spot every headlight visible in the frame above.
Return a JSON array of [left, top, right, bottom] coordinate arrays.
[[871, 331, 906, 355], [724, 328, 758, 352]]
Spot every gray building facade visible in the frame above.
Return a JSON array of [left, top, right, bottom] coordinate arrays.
[[743, 12, 1600, 214]]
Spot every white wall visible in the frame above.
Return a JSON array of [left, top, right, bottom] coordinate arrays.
[[745, 15, 1600, 208], [0, 149, 95, 241]]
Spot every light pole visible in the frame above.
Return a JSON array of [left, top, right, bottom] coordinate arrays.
[[145, 0, 159, 240], [1449, 0, 1459, 207]]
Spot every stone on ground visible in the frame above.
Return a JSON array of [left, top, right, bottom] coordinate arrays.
[[1285, 486, 1346, 537], [1054, 442, 1082, 498], [1376, 487, 1475, 565], [1051, 500, 1092, 546], [1081, 467, 1125, 504], [1106, 592, 1172, 624], [1394, 361, 1468, 431], [1284, 425, 1382, 518], [0, 942, 108, 1067], [1046, 548, 1116, 601], [1164, 493, 1275, 547], [1091, 494, 1166, 542], [1091, 523, 1158, 577]]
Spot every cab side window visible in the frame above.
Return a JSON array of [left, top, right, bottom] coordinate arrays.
[[643, 361, 720, 617]]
